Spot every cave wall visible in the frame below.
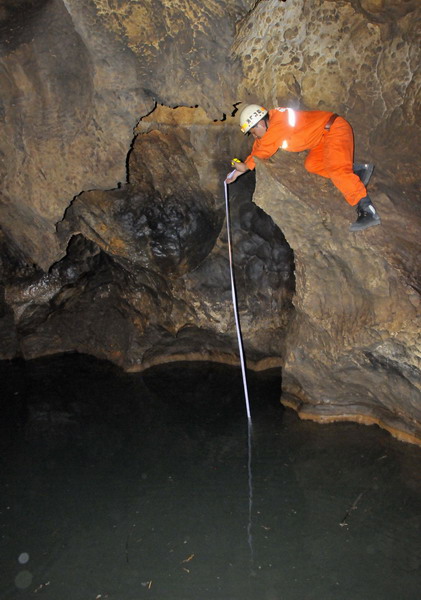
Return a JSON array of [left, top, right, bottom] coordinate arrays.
[[0, 0, 420, 443], [0, 0, 252, 268]]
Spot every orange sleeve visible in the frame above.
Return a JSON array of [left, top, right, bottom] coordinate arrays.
[[244, 150, 257, 170]]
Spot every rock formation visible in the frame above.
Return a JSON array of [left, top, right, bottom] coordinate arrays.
[[253, 152, 420, 445], [0, 0, 420, 443]]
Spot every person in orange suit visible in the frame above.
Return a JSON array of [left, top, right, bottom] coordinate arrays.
[[226, 104, 381, 232]]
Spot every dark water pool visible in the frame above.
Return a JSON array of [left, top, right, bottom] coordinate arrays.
[[0, 354, 420, 600]]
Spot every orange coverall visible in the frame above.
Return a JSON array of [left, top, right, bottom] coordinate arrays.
[[244, 108, 367, 206]]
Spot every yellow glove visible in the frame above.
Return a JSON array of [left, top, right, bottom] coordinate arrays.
[[231, 158, 241, 167]]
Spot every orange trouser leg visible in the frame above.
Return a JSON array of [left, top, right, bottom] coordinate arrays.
[[304, 117, 367, 206]]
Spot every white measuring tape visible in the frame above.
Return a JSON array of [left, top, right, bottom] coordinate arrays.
[[224, 176, 252, 423], [224, 175, 254, 564]]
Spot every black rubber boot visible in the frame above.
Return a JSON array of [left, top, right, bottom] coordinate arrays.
[[353, 163, 374, 187], [349, 196, 381, 232]]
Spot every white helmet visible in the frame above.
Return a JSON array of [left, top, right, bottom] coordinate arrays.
[[239, 104, 268, 134]]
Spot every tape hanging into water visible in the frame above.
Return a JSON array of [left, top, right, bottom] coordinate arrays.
[[223, 179, 252, 422]]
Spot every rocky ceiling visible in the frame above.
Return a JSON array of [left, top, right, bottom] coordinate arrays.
[[0, 0, 420, 444]]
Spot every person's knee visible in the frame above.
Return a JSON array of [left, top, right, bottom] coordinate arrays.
[[304, 155, 318, 173], [329, 164, 354, 180]]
